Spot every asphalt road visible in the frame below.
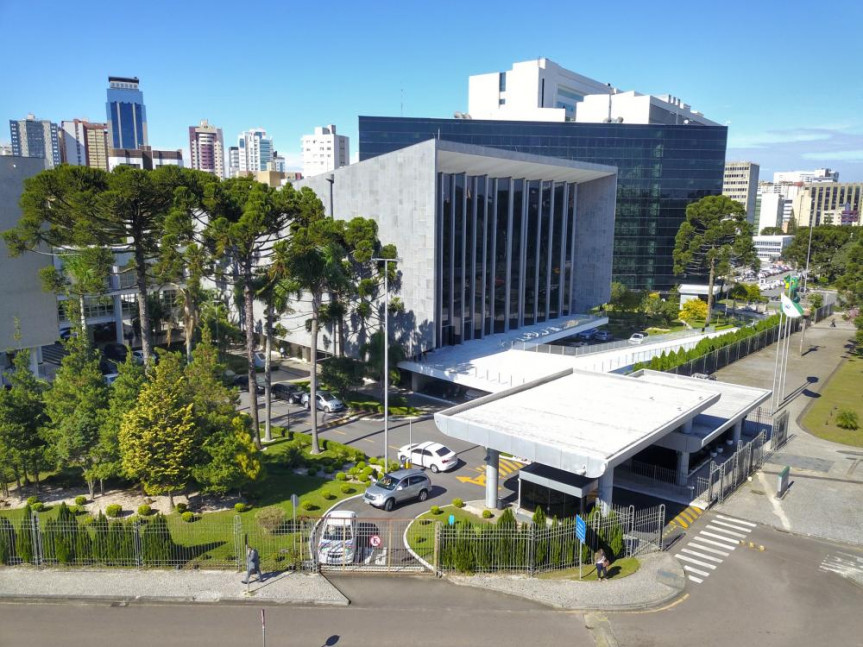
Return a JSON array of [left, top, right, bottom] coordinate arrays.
[[0, 577, 591, 647], [607, 511, 863, 647]]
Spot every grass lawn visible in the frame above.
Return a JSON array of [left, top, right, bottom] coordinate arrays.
[[536, 556, 640, 581], [405, 505, 491, 562], [801, 355, 863, 447]]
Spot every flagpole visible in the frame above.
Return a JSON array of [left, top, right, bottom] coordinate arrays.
[[771, 310, 785, 413], [779, 313, 793, 406]]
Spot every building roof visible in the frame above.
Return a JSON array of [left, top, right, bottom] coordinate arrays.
[[434, 368, 719, 478]]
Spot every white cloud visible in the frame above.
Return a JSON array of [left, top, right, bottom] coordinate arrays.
[[801, 149, 863, 162], [728, 130, 831, 149]]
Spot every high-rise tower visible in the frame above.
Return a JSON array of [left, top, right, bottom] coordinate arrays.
[[106, 76, 148, 150]]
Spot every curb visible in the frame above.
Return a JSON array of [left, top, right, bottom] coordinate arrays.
[[0, 593, 350, 607]]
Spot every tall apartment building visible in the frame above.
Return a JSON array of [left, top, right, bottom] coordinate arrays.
[[9, 114, 61, 168], [106, 76, 148, 150], [723, 161, 759, 223], [189, 119, 225, 177], [467, 58, 717, 126], [108, 146, 183, 171], [794, 183, 862, 227], [301, 124, 349, 177], [228, 146, 239, 176], [268, 153, 286, 174], [230, 128, 274, 176], [59, 119, 110, 170], [756, 192, 784, 233]]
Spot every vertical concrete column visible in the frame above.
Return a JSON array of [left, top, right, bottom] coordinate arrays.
[[113, 295, 124, 343], [682, 420, 693, 434], [732, 418, 744, 445], [597, 470, 614, 515], [28, 347, 39, 376], [676, 450, 690, 486], [485, 448, 500, 510]]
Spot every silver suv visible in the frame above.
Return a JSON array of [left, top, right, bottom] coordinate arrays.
[[363, 469, 431, 511]]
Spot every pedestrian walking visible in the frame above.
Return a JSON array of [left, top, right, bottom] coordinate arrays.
[[594, 549, 610, 581], [243, 545, 263, 584]]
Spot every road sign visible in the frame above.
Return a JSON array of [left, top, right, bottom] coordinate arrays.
[[575, 515, 586, 542], [369, 534, 382, 548], [448, 514, 455, 526]]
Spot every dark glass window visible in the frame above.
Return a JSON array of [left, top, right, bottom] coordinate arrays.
[[510, 179, 524, 330], [453, 174, 465, 345], [474, 176, 486, 338], [537, 181, 552, 322], [549, 183, 564, 319], [439, 174, 453, 346], [494, 179, 510, 333], [563, 184, 576, 315], [523, 180, 540, 326]]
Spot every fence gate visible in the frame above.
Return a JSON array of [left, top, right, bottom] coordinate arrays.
[[314, 517, 432, 573], [771, 409, 790, 450]]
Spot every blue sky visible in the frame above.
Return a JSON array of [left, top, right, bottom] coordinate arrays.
[[2, 0, 862, 181]]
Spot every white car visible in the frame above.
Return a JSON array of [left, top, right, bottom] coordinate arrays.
[[397, 441, 458, 473], [301, 390, 345, 413], [317, 510, 357, 565], [628, 333, 646, 344]]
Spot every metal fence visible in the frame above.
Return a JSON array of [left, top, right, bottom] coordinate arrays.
[[691, 430, 772, 505], [515, 326, 714, 358]]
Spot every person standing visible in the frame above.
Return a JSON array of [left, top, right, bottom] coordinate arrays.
[[243, 545, 263, 584], [594, 548, 609, 581]]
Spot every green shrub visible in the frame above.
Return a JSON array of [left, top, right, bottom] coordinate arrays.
[[141, 514, 174, 564], [360, 477, 371, 485], [0, 518, 15, 565], [368, 456, 379, 465], [181, 511, 195, 523], [356, 461, 366, 470], [360, 466, 374, 477], [335, 472, 347, 481], [306, 466, 318, 477], [137, 504, 153, 517], [256, 506, 286, 534], [347, 466, 359, 476], [72, 504, 87, 515], [836, 409, 860, 430], [452, 498, 465, 508], [31, 502, 44, 512], [323, 465, 334, 474], [234, 502, 249, 513], [176, 502, 188, 514], [322, 492, 336, 500], [16, 506, 33, 563], [482, 510, 493, 519], [430, 505, 442, 515], [26, 496, 39, 506], [105, 504, 122, 518], [80, 515, 95, 526], [74, 495, 87, 506], [340, 484, 355, 494], [300, 500, 317, 511]]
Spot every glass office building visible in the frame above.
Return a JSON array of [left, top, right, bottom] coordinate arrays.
[[106, 76, 148, 150], [359, 116, 727, 290]]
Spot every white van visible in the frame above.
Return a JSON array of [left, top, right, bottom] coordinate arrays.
[[318, 510, 358, 565]]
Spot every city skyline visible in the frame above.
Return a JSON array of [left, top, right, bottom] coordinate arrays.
[[2, 1, 862, 180]]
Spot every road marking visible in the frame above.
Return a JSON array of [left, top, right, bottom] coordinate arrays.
[[675, 555, 717, 570], [715, 514, 756, 528], [704, 524, 748, 539], [701, 530, 742, 545], [683, 564, 711, 577], [687, 542, 730, 557], [681, 548, 723, 563], [693, 536, 736, 551], [710, 519, 752, 533], [686, 574, 704, 584], [457, 473, 487, 486], [363, 438, 374, 444], [334, 430, 347, 435]]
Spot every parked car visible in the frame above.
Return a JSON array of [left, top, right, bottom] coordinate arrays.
[[317, 510, 358, 565], [593, 330, 614, 342], [397, 441, 458, 473], [301, 390, 345, 413], [628, 332, 647, 344], [575, 328, 597, 341], [253, 351, 267, 370], [103, 373, 119, 386], [233, 374, 265, 395], [691, 372, 717, 381], [102, 342, 127, 363], [132, 350, 145, 364], [363, 468, 431, 511], [272, 382, 302, 403]]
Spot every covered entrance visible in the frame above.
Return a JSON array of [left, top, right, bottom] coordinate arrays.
[[518, 463, 597, 518]]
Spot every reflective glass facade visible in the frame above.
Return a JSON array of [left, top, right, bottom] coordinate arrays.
[[360, 117, 727, 290], [437, 172, 578, 347], [106, 87, 147, 150]]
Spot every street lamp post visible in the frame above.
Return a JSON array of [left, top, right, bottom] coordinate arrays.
[[372, 256, 401, 472]]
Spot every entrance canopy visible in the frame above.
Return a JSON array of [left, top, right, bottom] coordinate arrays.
[[434, 368, 719, 479]]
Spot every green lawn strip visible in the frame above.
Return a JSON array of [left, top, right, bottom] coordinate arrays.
[[405, 505, 491, 562], [342, 390, 421, 417], [801, 355, 863, 447], [536, 556, 640, 581]]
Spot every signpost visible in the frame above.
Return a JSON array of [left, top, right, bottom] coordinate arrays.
[[369, 534, 382, 548], [575, 515, 586, 579], [777, 466, 791, 498], [260, 609, 266, 647], [291, 493, 298, 560]]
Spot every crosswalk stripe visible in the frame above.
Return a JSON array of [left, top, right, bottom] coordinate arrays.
[[699, 532, 740, 547], [683, 564, 711, 577], [715, 514, 756, 527], [688, 541, 730, 557], [704, 526, 747, 540], [682, 548, 723, 563], [687, 574, 704, 583], [676, 554, 717, 570], [710, 519, 752, 534]]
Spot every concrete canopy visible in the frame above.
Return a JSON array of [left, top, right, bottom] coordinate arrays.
[[434, 368, 719, 479]]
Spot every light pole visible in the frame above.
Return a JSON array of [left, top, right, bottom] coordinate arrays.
[[372, 256, 401, 472], [802, 216, 816, 294]]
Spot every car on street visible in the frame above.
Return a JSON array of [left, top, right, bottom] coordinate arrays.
[[628, 332, 647, 344], [233, 374, 265, 395], [253, 351, 267, 369], [272, 382, 303, 403], [301, 390, 345, 413], [102, 342, 127, 363], [397, 441, 458, 473], [575, 328, 597, 341], [317, 510, 358, 565], [363, 468, 431, 511], [593, 330, 613, 342], [132, 350, 145, 364]]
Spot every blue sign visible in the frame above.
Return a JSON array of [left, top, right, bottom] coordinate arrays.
[[575, 515, 586, 542], [448, 514, 455, 526]]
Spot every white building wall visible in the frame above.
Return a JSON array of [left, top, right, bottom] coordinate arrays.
[[757, 192, 783, 232], [301, 125, 350, 177], [60, 120, 87, 166]]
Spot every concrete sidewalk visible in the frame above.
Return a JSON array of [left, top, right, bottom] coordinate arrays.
[[0, 551, 686, 610]]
